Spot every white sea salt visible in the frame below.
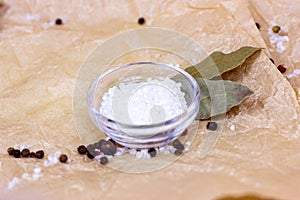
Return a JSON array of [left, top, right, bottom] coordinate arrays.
[[100, 77, 187, 126], [33, 167, 42, 174], [43, 151, 61, 167], [230, 125, 235, 131], [7, 177, 20, 190], [286, 69, 300, 79], [25, 13, 40, 22]]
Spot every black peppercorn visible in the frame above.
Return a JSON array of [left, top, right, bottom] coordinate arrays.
[[21, 148, 30, 157], [30, 152, 36, 158], [269, 58, 275, 64], [77, 145, 87, 155], [87, 152, 95, 159], [86, 144, 96, 155], [174, 149, 183, 156], [138, 17, 145, 25], [100, 156, 108, 165], [59, 154, 68, 163], [100, 140, 117, 156], [55, 18, 63, 25], [207, 121, 218, 131], [12, 149, 21, 158], [172, 139, 184, 151], [277, 65, 286, 73], [35, 150, 44, 159], [7, 147, 14, 155], [255, 22, 261, 30], [148, 148, 157, 158]]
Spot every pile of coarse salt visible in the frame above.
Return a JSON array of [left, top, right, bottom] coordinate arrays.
[[268, 22, 289, 53]]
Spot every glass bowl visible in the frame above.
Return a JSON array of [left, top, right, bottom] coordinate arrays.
[[87, 62, 200, 149]]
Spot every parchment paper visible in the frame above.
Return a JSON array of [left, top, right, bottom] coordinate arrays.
[[0, 1, 299, 200]]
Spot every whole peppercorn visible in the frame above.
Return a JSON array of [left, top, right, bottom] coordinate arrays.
[[100, 156, 108, 165], [174, 149, 183, 156], [207, 121, 218, 131], [277, 65, 286, 73], [77, 145, 87, 155], [12, 149, 21, 158], [7, 147, 14, 155], [255, 22, 261, 30], [87, 152, 95, 159], [172, 139, 184, 151], [86, 144, 96, 157], [272, 25, 281, 33], [138, 17, 145, 25], [148, 148, 157, 158], [30, 152, 36, 158], [100, 140, 117, 156], [55, 18, 63, 25], [59, 154, 68, 163], [21, 148, 30, 157], [35, 150, 44, 159]]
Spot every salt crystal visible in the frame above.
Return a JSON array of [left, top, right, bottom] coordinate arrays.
[[0, 161, 2, 168], [146, 19, 153, 26], [194, 47, 201, 52], [54, 151, 61, 158], [8, 177, 20, 190], [185, 141, 191, 146], [286, 69, 300, 79], [22, 173, 29, 179], [230, 125, 235, 131], [25, 13, 40, 22], [32, 173, 41, 181], [33, 167, 42, 174]]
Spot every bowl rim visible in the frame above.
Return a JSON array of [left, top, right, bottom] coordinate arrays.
[[87, 61, 200, 128]]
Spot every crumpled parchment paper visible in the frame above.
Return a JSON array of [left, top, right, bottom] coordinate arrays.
[[0, 0, 299, 199]]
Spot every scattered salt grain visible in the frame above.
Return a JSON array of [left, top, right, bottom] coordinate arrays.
[[33, 167, 42, 174], [146, 19, 153, 26], [0, 161, 2, 168], [185, 141, 191, 146], [286, 69, 300, 79], [22, 173, 29, 179], [44, 151, 61, 167], [32, 173, 42, 181], [230, 125, 235, 131], [7, 177, 20, 190], [194, 47, 201, 52], [25, 13, 40, 22]]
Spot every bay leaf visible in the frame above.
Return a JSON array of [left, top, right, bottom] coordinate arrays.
[[185, 46, 262, 79], [197, 78, 254, 119]]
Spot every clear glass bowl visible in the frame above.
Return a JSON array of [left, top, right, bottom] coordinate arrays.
[[87, 62, 200, 148]]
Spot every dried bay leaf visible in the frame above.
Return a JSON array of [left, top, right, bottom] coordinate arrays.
[[197, 78, 254, 119], [185, 46, 262, 79]]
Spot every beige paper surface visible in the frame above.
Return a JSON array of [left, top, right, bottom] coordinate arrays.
[[0, 1, 299, 200]]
